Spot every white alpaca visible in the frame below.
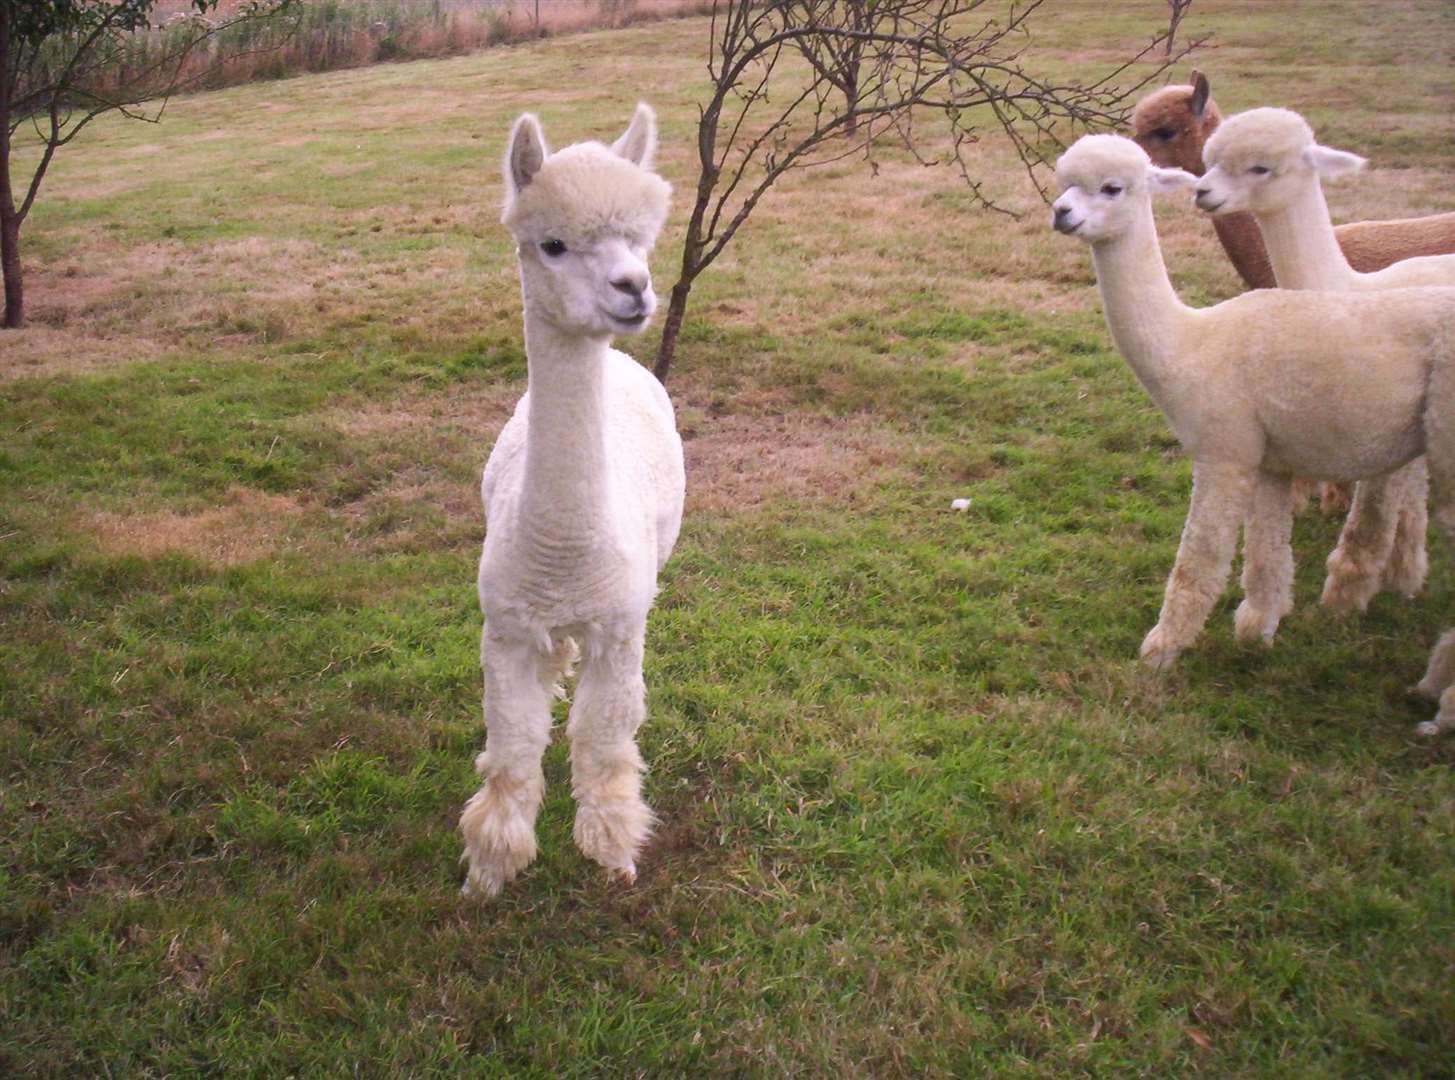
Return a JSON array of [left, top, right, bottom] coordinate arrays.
[[460, 104, 685, 897], [1197, 107, 1455, 617], [1050, 135, 1455, 735]]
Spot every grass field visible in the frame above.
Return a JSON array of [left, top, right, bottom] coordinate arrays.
[[4, 1, 1455, 1074]]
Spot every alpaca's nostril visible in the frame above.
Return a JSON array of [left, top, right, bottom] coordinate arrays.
[[611, 277, 645, 297], [1053, 206, 1070, 221]]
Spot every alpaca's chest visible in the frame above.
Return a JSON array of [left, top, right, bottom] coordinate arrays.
[[478, 527, 657, 634]]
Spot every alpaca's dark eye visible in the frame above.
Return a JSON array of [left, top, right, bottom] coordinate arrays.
[[540, 239, 567, 257], [1101, 183, 1123, 196], [1153, 127, 1177, 142], [1249, 165, 1271, 176]]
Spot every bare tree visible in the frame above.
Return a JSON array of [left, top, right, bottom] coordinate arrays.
[[652, 0, 1201, 382], [0, 0, 297, 330]]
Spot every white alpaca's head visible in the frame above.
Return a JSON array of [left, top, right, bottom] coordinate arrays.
[[1196, 107, 1366, 216], [1051, 134, 1197, 244], [501, 103, 672, 339]]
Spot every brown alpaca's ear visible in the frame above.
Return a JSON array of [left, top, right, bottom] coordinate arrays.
[[1190, 71, 1210, 119]]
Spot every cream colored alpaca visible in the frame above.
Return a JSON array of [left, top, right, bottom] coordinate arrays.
[[460, 104, 685, 896], [1198, 108, 1455, 618], [1051, 136, 1455, 739]]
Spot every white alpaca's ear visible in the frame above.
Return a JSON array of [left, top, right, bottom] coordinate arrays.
[[505, 113, 549, 201], [611, 103, 657, 170], [1148, 166, 1198, 194], [1303, 143, 1367, 180]]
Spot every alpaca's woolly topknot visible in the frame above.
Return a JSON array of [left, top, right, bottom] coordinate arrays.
[[1203, 107, 1315, 173], [1131, 82, 1223, 140], [503, 142, 671, 248], [1056, 133, 1151, 188]]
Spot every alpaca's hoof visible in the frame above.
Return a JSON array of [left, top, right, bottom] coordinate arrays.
[[1414, 719, 1442, 738], [460, 866, 506, 899], [1138, 626, 1182, 671], [459, 781, 540, 899], [611, 862, 638, 887], [1320, 554, 1378, 615], [574, 798, 653, 881], [1233, 601, 1280, 645]]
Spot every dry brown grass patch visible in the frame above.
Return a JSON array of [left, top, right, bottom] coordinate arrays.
[[88, 487, 305, 566], [682, 410, 908, 514], [11, 234, 359, 376], [322, 382, 520, 440]]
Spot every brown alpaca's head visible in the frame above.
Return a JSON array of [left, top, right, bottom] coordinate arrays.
[[1131, 70, 1222, 177]]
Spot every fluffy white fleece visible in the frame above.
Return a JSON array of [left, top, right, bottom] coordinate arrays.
[[460, 104, 685, 897]]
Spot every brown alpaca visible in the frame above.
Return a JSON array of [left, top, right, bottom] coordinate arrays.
[[1131, 71, 1455, 291]]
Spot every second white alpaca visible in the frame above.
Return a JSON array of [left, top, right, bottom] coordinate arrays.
[[460, 104, 685, 897], [1197, 106, 1455, 616], [1050, 135, 1455, 735]]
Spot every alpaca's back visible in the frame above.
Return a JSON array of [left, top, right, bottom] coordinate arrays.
[[1185, 286, 1455, 478], [1356, 245, 1455, 291], [1341, 212, 1455, 276]]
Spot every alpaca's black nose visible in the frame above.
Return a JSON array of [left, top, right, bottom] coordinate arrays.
[[1053, 205, 1072, 224]]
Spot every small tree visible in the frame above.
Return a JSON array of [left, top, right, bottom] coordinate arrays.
[[653, 0, 1200, 382], [0, 0, 295, 330]]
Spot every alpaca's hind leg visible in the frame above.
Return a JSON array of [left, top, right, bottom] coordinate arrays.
[[1235, 472, 1295, 645], [1141, 462, 1255, 669], [1322, 473, 1402, 614], [460, 632, 556, 898], [1380, 458, 1429, 599], [567, 631, 654, 883], [1414, 369, 1455, 735]]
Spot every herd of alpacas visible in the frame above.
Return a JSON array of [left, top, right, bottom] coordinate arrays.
[[458, 77, 1455, 897]]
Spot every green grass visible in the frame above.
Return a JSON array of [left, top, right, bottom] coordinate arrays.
[[4, 1, 1455, 1075]]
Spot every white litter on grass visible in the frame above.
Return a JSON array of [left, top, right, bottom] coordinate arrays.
[[950, 498, 971, 512]]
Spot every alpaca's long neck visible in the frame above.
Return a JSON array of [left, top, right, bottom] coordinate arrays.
[[1255, 177, 1355, 290], [518, 310, 612, 552], [1089, 202, 1193, 407], [1211, 211, 1276, 289]]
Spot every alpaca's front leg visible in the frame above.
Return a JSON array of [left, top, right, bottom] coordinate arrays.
[[1235, 471, 1295, 644], [567, 631, 653, 884], [1141, 462, 1255, 669], [460, 632, 555, 898]]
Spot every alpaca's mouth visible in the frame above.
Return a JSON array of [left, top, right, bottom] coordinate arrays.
[[609, 311, 649, 329], [1195, 195, 1225, 213], [1053, 218, 1082, 235]]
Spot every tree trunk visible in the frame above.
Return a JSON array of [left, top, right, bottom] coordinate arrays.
[[841, 60, 859, 139], [0, 211, 20, 330], [652, 275, 693, 384], [0, 3, 22, 329]]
